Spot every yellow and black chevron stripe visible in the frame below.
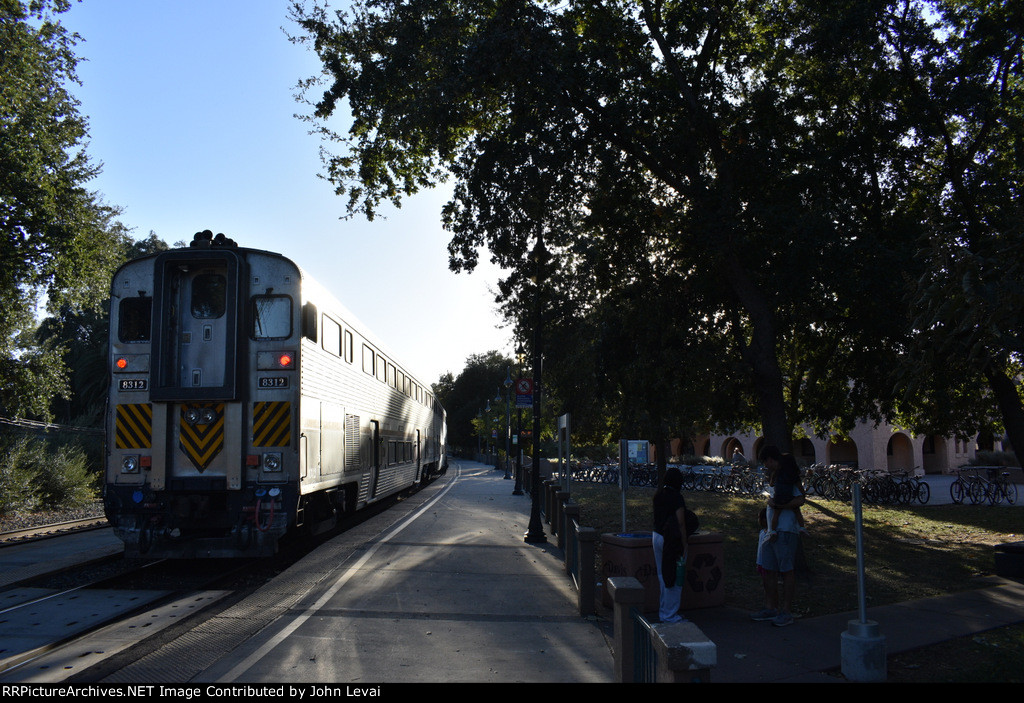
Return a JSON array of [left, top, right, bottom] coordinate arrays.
[[115, 403, 152, 449], [179, 403, 225, 471], [253, 401, 291, 447]]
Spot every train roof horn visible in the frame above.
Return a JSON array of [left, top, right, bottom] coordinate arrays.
[[190, 229, 238, 249]]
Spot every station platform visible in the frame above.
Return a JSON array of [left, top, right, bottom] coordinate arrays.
[[100, 461, 617, 684]]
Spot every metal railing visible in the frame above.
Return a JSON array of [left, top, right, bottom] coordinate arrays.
[[632, 607, 658, 682]]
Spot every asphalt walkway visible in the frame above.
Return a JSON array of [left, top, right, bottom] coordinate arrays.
[[687, 576, 1024, 682]]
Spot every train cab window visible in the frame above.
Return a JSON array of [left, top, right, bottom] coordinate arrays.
[[251, 295, 292, 339], [191, 273, 226, 319], [118, 296, 152, 343]]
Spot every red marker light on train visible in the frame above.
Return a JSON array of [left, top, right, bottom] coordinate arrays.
[[278, 353, 293, 368], [116, 357, 128, 369]]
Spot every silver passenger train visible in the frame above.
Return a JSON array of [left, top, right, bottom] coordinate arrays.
[[104, 231, 447, 558]]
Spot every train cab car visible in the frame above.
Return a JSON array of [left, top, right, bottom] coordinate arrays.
[[104, 231, 447, 558]]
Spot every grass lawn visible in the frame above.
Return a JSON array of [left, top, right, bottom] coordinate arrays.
[[567, 480, 1024, 682]]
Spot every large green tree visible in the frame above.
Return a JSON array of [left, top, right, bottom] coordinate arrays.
[[292, 0, 921, 452], [887, 0, 1024, 466], [1, 0, 128, 420], [432, 350, 517, 453]]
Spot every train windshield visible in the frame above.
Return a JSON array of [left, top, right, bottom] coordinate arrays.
[[191, 273, 227, 319], [252, 295, 292, 339]]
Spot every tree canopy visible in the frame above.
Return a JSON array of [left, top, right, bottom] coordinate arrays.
[[1, 0, 130, 420], [432, 350, 517, 453], [293, 0, 1024, 462]]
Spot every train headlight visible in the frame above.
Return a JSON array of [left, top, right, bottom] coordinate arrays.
[[184, 407, 201, 425], [199, 407, 217, 424], [263, 452, 282, 471], [122, 455, 140, 473]]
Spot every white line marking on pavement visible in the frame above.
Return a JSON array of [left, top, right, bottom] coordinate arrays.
[[216, 464, 463, 682]]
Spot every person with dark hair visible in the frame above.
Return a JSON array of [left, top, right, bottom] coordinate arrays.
[[751, 446, 805, 627], [766, 450, 805, 538], [652, 466, 689, 623]]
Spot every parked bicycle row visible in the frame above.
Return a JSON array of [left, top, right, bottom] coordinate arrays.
[[567, 460, 1019, 507], [948, 466, 1018, 505], [567, 462, 768, 496], [802, 464, 932, 505]]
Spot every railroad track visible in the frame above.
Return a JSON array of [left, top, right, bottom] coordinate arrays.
[[0, 484, 425, 682], [0, 549, 256, 681], [0, 517, 110, 545]]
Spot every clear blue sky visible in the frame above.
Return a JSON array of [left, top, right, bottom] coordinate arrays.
[[62, 0, 511, 385]]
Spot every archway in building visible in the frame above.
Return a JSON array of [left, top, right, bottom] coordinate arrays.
[[887, 433, 914, 473], [795, 438, 816, 466], [827, 438, 859, 467], [750, 437, 765, 464], [722, 437, 745, 462], [922, 434, 949, 474], [671, 438, 696, 459], [976, 430, 995, 452]]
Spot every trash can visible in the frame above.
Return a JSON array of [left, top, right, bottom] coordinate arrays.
[[682, 532, 725, 609], [600, 532, 659, 612], [995, 541, 1024, 578], [600, 531, 727, 612]]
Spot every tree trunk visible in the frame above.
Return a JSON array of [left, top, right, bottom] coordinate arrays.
[[982, 358, 1024, 469], [724, 258, 793, 455]]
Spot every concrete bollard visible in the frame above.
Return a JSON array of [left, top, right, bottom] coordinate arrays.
[[649, 620, 717, 682], [607, 577, 646, 683], [562, 502, 579, 574], [841, 619, 887, 682], [577, 525, 598, 616]]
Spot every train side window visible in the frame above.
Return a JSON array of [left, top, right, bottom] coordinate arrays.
[[302, 302, 318, 342], [377, 355, 387, 383], [191, 273, 226, 319], [322, 316, 341, 356], [344, 330, 354, 363], [251, 295, 292, 339], [118, 296, 152, 342], [363, 344, 375, 375]]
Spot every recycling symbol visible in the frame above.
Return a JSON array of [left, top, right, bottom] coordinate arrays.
[[686, 552, 722, 593]]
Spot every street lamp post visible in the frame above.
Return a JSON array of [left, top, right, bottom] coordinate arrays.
[[525, 237, 547, 544], [503, 367, 512, 479], [513, 347, 525, 495], [484, 399, 491, 464]]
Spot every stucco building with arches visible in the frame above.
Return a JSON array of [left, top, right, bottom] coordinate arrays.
[[674, 422, 1008, 475]]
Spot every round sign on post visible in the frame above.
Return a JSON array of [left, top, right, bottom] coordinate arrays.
[[516, 378, 533, 409]]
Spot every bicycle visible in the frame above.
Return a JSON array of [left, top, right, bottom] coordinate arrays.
[[949, 468, 977, 504], [977, 468, 1018, 505]]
